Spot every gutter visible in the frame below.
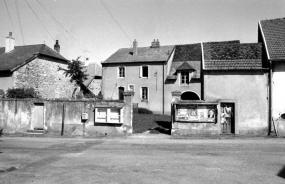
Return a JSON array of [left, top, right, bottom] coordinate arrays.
[[201, 42, 205, 100]]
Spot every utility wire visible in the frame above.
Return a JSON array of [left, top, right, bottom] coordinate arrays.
[[99, 0, 132, 43], [3, 0, 20, 44], [15, 0, 25, 45], [24, 0, 55, 41], [36, 0, 102, 62]]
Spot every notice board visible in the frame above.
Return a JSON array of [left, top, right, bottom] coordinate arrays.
[[174, 104, 217, 123]]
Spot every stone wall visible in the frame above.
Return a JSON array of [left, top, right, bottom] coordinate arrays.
[[13, 56, 74, 99], [0, 92, 134, 136]]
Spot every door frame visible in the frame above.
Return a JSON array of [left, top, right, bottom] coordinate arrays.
[[32, 102, 46, 130], [218, 100, 238, 134]]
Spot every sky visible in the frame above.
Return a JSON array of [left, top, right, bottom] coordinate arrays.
[[0, 0, 285, 65]]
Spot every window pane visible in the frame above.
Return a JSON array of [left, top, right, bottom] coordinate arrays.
[[142, 87, 148, 100], [97, 108, 107, 122], [142, 66, 148, 77], [110, 109, 120, 123], [119, 67, 125, 77]]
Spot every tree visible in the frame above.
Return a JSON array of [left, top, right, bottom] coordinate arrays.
[[58, 57, 90, 99], [58, 57, 88, 86]]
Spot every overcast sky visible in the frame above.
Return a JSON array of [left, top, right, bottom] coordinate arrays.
[[1, 0, 284, 65]]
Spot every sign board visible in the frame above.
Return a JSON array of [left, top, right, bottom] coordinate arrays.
[[175, 104, 217, 123], [81, 113, 89, 121]]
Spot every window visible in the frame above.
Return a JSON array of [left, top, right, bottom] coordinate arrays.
[[141, 87, 148, 101], [118, 87, 124, 100], [95, 108, 122, 123], [128, 84, 135, 92], [140, 66, 148, 78], [96, 108, 107, 122], [118, 66, 125, 78], [181, 71, 189, 85]]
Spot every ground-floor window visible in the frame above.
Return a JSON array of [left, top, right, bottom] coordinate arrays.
[[95, 108, 122, 123]]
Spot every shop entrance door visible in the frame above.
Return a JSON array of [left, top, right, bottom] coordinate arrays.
[[220, 103, 235, 134]]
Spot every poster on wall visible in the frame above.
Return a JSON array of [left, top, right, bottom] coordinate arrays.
[[175, 105, 217, 122]]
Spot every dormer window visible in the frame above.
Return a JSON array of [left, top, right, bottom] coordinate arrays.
[[118, 66, 125, 78], [181, 71, 190, 85]]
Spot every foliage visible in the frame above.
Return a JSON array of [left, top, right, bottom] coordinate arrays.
[[84, 92, 96, 99], [58, 57, 88, 87], [96, 91, 103, 100], [137, 108, 153, 114], [0, 89, 5, 98], [6, 88, 41, 98]]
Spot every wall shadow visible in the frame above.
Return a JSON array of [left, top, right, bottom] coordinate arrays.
[[149, 120, 171, 135], [277, 165, 285, 179]]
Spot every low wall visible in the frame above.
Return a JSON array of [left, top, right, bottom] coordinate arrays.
[[0, 92, 134, 136]]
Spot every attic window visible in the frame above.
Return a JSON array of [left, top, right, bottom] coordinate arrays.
[[181, 71, 190, 85]]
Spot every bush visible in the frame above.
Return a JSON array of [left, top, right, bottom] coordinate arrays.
[[0, 89, 5, 98], [6, 88, 41, 98], [137, 108, 153, 114], [84, 92, 96, 99]]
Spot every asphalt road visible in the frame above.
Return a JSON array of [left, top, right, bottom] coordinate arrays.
[[0, 135, 285, 184]]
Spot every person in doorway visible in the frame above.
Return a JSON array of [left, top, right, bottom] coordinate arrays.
[[221, 107, 227, 133]]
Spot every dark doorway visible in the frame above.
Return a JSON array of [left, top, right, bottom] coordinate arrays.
[[118, 87, 124, 100], [181, 91, 200, 100], [221, 103, 235, 134]]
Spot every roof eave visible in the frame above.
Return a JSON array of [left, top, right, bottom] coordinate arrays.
[[10, 54, 39, 72], [258, 21, 271, 60]]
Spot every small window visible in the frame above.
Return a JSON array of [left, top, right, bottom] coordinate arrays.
[[181, 72, 189, 85], [141, 87, 148, 101], [128, 84, 135, 92], [118, 66, 125, 78], [140, 66, 148, 78]]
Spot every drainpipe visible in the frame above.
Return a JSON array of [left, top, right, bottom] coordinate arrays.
[[268, 60, 272, 135], [162, 64, 165, 115]]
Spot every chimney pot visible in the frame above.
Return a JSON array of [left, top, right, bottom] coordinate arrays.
[[54, 40, 60, 53], [5, 32, 15, 53], [133, 39, 138, 55]]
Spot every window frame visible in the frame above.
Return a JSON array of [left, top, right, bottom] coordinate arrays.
[[95, 108, 123, 124], [140, 65, 149, 78], [128, 84, 135, 92], [118, 66, 125, 78], [180, 71, 190, 86], [140, 87, 149, 102]]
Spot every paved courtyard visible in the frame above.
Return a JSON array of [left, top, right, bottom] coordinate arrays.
[[0, 135, 285, 184]]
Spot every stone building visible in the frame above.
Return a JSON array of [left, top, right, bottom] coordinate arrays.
[[0, 32, 74, 98]]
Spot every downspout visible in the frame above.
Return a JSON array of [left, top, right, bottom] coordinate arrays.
[[162, 64, 165, 115], [201, 42, 205, 100], [268, 60, 272, 135]]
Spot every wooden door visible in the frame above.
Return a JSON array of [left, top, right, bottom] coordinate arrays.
[[221, 103, 235, 134], [33, 103, 44, 129]]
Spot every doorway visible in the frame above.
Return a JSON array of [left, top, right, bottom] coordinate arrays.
[[118, 87, 124, 100], [220, 103, 235, 134], [33, 103, 44, 129]]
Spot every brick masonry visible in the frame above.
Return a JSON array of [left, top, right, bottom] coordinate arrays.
[[13, 57, 75, 99]]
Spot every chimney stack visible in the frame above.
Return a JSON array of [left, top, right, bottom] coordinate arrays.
[[151, 39, 160, 48], [54, 40, 60, 53], [133, 39, 138, 55], [5, 32, 15, 53]]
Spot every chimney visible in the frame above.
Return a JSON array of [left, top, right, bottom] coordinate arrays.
[[5, 32, 15, 53], [133, 39, 138, 55], [156, 39, 160, 47], [151, 39, 160, 48], [54, 40, 60, 53]]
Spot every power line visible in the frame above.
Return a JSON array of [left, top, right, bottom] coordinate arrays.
[[36, 0, 102, 62], [24, 0, 55, 41], [15, 0, 25, 45], [99, 0, 132, 43], [3, 0, 20, 43]]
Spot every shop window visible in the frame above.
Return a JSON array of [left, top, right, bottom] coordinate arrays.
[[118, 66, 125, 78], [95, 108, 122, 123]]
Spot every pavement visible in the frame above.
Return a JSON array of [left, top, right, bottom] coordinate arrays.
[[0, 135, 285, 184]]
